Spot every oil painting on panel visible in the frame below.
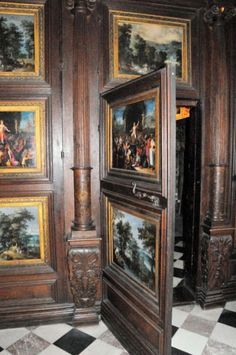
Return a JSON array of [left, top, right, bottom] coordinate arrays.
[[0, 102, 45, 176], [111, 206, 159, 292], [111, 94, 159, 177], [0, 3, 44, 79], [0, 197, 49, 265], [112, 12, 189, 83]]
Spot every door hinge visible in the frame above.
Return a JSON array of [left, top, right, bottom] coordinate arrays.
[[61, 151, 65, 159]]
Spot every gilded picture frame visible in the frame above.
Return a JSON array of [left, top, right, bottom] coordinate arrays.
[[108, 200, 160, 295], [110, 10, 191, 84], [0, 196, 50, 266], [0, 2, 45, 80], [0, 101, 46, 176], [106, 88, 160, 181]]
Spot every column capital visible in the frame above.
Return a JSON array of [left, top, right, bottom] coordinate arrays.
[[66, 0, 96, 15]]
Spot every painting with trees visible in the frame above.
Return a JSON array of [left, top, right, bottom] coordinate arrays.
[[0, 3, 44, 78], [111, 93, 159, 177], [111, 206, 159, 292], [112, 12, 189, 83], [0, 102, 45, 175], [0, 197, 48, 265]]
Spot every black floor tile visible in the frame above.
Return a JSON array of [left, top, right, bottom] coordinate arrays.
[[0, 347, 3, 352], [173, 285, 195, 306], [174, 268, 185, 278], [174, 246, 185, 253], [172, 325, 179, 336], [218, 309, 236, 328], [54, 328, 96, 355], [172, 347, 191, 354]]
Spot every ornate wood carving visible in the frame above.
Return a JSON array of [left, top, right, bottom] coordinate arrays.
[[68, 246, 100, 308], [204, 1, 236, 25], [66, 0, 96, 14], [201, 234, 232, 290]]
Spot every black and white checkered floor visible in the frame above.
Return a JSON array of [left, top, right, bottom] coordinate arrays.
[[1, 238, 236, 355], [0, 301, 236, 355]]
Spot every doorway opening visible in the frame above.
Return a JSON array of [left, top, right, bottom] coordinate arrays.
[[173, 103, 201, 305]]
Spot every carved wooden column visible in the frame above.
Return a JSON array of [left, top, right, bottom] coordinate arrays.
[[198, 1, 236, 307], [66, 0, 101, 324]]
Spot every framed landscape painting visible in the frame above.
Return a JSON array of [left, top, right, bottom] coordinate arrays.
[[110, 11, 190, 84], [0, 2, 45, 79], [0, 196, 49, 265], [108, 202, 160, 294], [0, 101, 45, 176], [107, 89, 160, 180]]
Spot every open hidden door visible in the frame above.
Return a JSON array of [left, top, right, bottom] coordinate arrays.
[[100, 64, 176, 355]]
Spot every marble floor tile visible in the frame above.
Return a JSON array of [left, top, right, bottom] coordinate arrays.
[[98, 329, 125, 350], [225, 300, 236, 313], [173, 277, 183, 288], [181, 314, 216, 337], [210, 322, 236, 348], [174, 260, 184, 269], [0, 351, 12, 355], [7, 332, 50, 355], [0, 327, 30, 348], [54, 328, 95, 355], [202, 339, 236, 355], [190, 304, 223, 322], [172, 308, 189, 327], [174, 252, 184, 260], [175, 304, 195, 313], [38, 344, 70, 354], [33, 323, 72, 343], [79, 339, 124, 355], [218, 309, 236, 328], [172, 329, 208, 355], [77, 320, 108, 338]]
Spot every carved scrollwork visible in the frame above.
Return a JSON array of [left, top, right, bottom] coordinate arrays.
[[68, 247, 100, 308], [204, 1, 236, 25], [201, 233, 232, 290], [65, 0, 97, 14]]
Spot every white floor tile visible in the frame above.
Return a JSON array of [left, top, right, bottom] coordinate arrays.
[[190, 304, 223, 322], [172, 328, 208, 355], [210, 323, 236, 348], [38, 344, 70, 355], [33, 323, 72, 343], [0, 351, 12, 355], [174, 259, 184, 269], [77, 320, 108, 338], [0, 327, 29, 348], [173, 277, 183, 288], [225, 300, 236, 313], [80, 339, 124, 355], [176, 241, 184, 247], [174, 252, 183, 260], [172, 308, 189, 327]]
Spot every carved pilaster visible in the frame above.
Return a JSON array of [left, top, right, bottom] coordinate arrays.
[[201, 233, 232, 290], [66, 0, 100, 324], [67, 234, 101, 324]]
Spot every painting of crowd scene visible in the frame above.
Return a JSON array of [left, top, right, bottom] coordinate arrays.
[[0, 110, 36, 170], [116, 19, 184, 79], [112, 207, 158, 292], [112, 96, 158, 176], [0, 12, 36, 73], [0, 205, 40, 262]]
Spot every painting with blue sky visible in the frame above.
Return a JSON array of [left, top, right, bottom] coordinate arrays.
[[0, 205, 40, 261], [112, 207, 157, 292], [112, 96, 158, 176]]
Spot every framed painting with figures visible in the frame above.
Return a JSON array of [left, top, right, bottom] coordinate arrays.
[[0, 101, 45, 176], [106, 88, 160, 181]]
